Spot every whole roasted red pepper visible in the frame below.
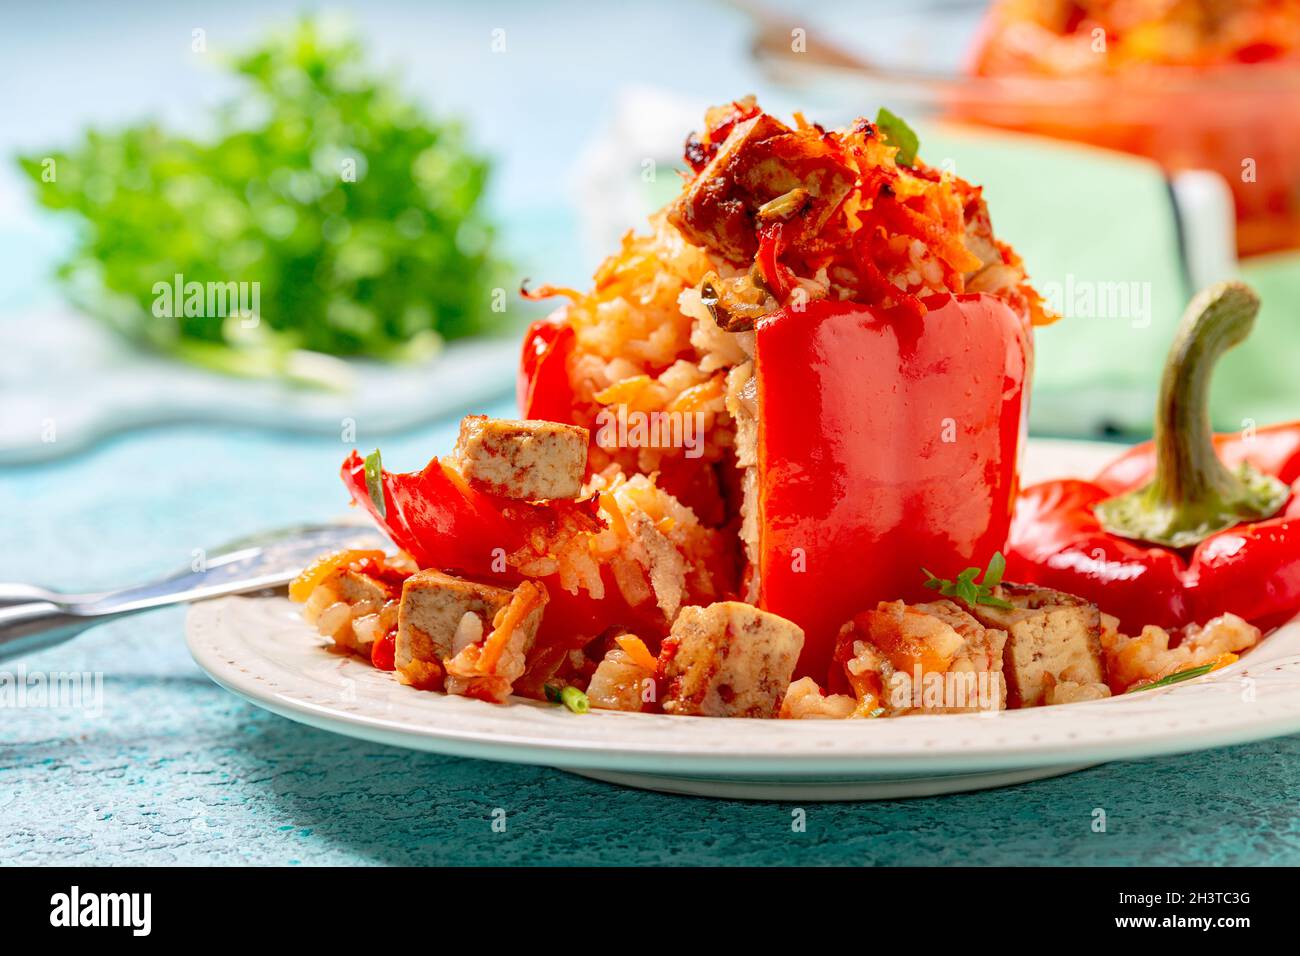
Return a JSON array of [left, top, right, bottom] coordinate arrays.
[[1007, 282, 1300, 634], [755, 293, 1032, 679]]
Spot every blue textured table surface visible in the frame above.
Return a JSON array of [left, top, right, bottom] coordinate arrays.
[[3, 398, 1299, 867]]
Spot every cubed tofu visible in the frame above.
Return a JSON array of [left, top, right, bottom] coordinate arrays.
[[332, 568, 395, 608], [667, 112, 854, 264], [968, 584, 1106, 708], [842, 600, 1007, 714], [442, 579, 548, 703], [311, 568, 400, 656], [660, 602, 804, 718], [450, 415, 589, 501], [395, 570, 513, 690]]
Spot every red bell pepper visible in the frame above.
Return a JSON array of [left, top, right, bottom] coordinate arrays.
[[755, 292, 1032, 679], [517, 311, 730, 525], [1006, 282, 1300, 634], [342, 449, 531, 578], [756, 224, 796, 301], [340, 450, 674, 653], [518, 313, 580, 424]]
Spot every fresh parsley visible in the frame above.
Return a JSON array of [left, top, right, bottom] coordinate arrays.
[[922, 552, 1014, 610], [875, 107, 919, 167], [19, 17, 505, 381]]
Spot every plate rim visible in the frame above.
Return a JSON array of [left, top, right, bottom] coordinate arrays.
[[184, 435, 1300, 781], [186, 595, 1300, 778]]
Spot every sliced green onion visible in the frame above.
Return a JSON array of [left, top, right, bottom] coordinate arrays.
[[363, 448, 386, 518], [560, 686, 589, 714]]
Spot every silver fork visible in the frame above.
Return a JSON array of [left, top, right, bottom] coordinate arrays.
[[0, 523, 386, 662]]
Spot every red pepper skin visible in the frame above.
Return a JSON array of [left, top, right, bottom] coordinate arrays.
[[755, 293, 1031, 680], [340, 451, 673, 654], [342, 450, 526, 576], [1007, 427, 1300, 634], [1094, 422, 1300, 493], [517, 311, 732, 525], [1006, 479, 1193, 632], [756, 225, 796, 301], [370, 630, 397, 671], [518, 313, 580, 424]]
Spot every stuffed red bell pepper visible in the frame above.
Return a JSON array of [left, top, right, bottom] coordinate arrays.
[[1007, 281, 1300, 633], [510, 99, 1049, 683], [754, 293, 1031, 677], [295, 98, 1059, 709]]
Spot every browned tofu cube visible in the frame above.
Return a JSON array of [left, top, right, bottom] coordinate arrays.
[[332, 569, 394, 608], [303, 568, 401, 657], [451, 415, 588, 501], [968, 584, 1106, 708], [395, 570, 513, 690], [660, 602, 804, 718], [667, 112, 854, 264]]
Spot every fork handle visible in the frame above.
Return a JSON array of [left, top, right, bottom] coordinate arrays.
[[0, 584, 61, 607], [0, 602, 113, 663]]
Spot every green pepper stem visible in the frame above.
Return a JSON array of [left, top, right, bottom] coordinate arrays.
[[1095, 281, 1288, 549]]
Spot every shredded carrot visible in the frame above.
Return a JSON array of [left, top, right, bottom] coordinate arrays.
[[1208, 652, 1239, 672], [615, 633, 659, 672], [289, 549, 385, 603], [520, 281, 582, 302], [594, 375, 656, 411], [667, 375, 724, 414], [479, 582, 547, 673], [600, 491, 629, 538]]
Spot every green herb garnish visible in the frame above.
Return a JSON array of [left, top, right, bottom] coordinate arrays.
[[1125, 662, 1217, 693], [875, 107, 919, 167], [363, 448, 386, 518], [19, 17, 505, 381], [544, 683, 590, 714], [560, 686, 590, 714], [922, 552, 1013, 610]]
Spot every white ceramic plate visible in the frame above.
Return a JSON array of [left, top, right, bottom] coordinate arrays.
[[185, 439, 1300, 800]]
